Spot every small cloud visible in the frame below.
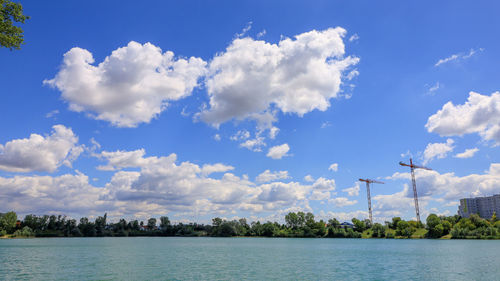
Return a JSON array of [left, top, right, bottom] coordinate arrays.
[[426, 82, 440, 96], [349, 33, 359, 42], [342, 182, 360, 197], [236, 21, 253, 38], [346, 69, 359, 80], [328, 163, 339, 172], [435, 48, 483, 67], [213, 134, 221, 141], [230, 130, 250, 141], [423, 138, 455, 164], [400, 150, 412, 158], [240, 137, 265, 152], [45, 110, 59, 118], [454, 147, 479, 159], [180, 107, 190, 117], [266, 143, 290, 159], [328, 197, 357, 207], [321, 121, 332, 129], [269, 127, 280, 139], [304, 175, 314, 182], [256, 29, 266, 38]]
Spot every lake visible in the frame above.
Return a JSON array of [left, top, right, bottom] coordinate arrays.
[[0, 237, 499, 280]]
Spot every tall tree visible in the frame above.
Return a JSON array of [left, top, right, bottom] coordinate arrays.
[[0, 0, 29, 50], [0, 211, 17, 234], [147, 218, 157, 230]]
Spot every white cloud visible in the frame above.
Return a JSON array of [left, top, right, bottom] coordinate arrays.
[[45, 110, 59, 118], [328, 197, 357, 207], [304, 175, 314, 182], [373, 184, 417, 214], [425, 91, 500, 145], [0, 125, 82, 173], [1, 145, 360, 219], [321, 121, 332, 128], [348, 33, 359, 42], [435, 48, 483, 67], [454, 147, 479, 159], [0, 172, 108, 216], [44, 41, 207, 127], [266, 143, 290, 159], [427, 82, 440, 95], [312, 177, 336, 190], [201, 163, 235, 175], [256, 170, 290, 183], [236, 21, 252, 38], [230, 130, 250, 141], [310, 190, 331, 201], [435, 54, 459, 67], [345, 69, 359, 80], [269, 127, 279, 139], [328, 163, 339, 172], [256, 29, 266, 38], [213, 134, 221, 141], [240, 136, 266, 152], [342, 182, 360, 196], [96, 149, 149, 171], [200, 28, 359, 131], [422, 138, 455, 164]]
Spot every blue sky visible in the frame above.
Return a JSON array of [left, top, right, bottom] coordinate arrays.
[[0, 0, 499, 223]]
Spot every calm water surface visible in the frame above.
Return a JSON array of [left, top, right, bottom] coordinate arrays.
[[0, 237, 499, 280]]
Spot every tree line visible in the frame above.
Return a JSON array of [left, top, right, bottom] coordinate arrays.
[[1, 211, 499, 239]]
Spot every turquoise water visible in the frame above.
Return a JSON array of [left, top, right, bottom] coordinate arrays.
[[0, 237, 499, 280]]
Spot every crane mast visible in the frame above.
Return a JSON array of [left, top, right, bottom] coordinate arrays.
[[399, 158, 431, 223], [358, 178, 384, 224]]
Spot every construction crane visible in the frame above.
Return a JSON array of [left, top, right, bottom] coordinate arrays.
[[358, 178, 384, 225], [399, 158, 432, 223]]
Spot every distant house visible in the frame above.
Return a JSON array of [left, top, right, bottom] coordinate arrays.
[[340, 222, 354, 229]]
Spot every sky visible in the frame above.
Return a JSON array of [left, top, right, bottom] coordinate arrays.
[[0, 0, 499, 223]]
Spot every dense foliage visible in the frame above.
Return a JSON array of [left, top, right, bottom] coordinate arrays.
[[1, 211, 499, 239], [0, 0, 29, 50]]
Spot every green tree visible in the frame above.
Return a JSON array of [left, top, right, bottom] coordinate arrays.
[[0, 0, 29, 50], [160, 216, 170, 233], [212, 217, 223, 227], [426, 214, 442, 238], [296, 212, 306, 228], [305, 212, 315, 228], [261, 222, 276, 237], [396, 220, 415, 238], [371, 223, 386, 238], [147, 218, 157, 230], [441, 220, 452, 235], [0, 211, 17, 234], [352, 218, 366, 232], [285, 212, 299, 229], [328, 218, 340, 228], [95, 213, 107, 236], [390, 217, 401, 229]]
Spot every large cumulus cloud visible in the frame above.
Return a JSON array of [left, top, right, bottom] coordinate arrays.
[[200, 28, 359, 129], [45, 41, 207, 127]]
